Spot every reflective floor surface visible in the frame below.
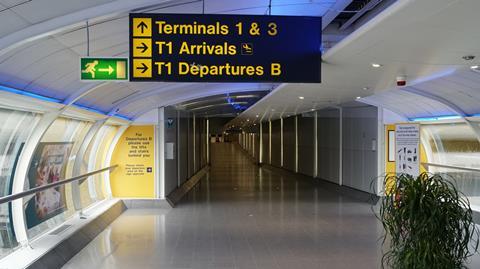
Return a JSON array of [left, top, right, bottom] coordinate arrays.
[[62, 143, 480, 269]]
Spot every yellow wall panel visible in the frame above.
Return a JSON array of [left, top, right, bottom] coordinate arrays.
[[110, 125, 155, 198]]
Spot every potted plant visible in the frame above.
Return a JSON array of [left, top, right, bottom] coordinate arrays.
[[379, 172, 479, 268]]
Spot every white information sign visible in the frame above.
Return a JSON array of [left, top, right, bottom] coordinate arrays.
[[395, 124, 420, 177]]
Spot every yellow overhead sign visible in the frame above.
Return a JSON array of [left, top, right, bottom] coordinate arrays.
[[129, 13, 322, 83], [132, 38, 152, 57], [132, 17, 152, 37]]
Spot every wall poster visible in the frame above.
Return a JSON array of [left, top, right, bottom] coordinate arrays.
[[110, 125, 155, 198], [395, 124, 420, 177], [25, 142, 73, 229]]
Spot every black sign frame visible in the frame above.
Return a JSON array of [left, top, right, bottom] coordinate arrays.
[[129, 13, 322, 83]]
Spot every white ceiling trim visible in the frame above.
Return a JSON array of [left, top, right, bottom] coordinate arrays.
[[0, 0, 173, 57], [131, 86, 271, 119]]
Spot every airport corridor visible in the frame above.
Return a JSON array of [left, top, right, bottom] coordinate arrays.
[[62, 143, 384, 269]]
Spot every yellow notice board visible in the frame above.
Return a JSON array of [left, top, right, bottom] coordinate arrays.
[[110, 125, 155, 198]]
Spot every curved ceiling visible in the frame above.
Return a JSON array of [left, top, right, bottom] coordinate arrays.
[[231, 0, 480, 127], [0, 0, 339, 120]]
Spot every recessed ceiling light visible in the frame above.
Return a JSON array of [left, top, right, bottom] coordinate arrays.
[[371, 63, 382, 68], [247, 119, 250, 121], [356, 96, 361, 100], [363, 87, 370, 91], [311, 108, 315, 111], [298, 96, 305, 100], [256, 114, 259, 117]]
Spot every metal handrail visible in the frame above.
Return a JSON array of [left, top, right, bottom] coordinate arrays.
[[422, 162, 480, 173], [0, 165, 118, 205]]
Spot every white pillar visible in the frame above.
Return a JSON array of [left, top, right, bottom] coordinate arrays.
[[253, 133, 255, 159], [158, 107, 165, 199], [339, 107, 343, 186], [206, 119, 210, 164], [12, 110, 62, 245], [280, 117, 284, 167], [295, 116, 298, 173], [268, 120, 272, 164], [72, 118, 108, 212], [193, 114, 196, 172], [104, 125, 129, 198], [377, 107, 385, 195], [314, 111, 318, 178], [259, 123, 263, 163]]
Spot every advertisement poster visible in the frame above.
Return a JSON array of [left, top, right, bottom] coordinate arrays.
[[395, 124, 420, 177], [25, 142, 73, 229], [110, 125, 155, 198]]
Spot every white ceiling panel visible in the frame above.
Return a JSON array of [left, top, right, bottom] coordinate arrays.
[[0, 5, 29, 36], [53, 17, 128, 49], [205, 0, 333, 16], [361, 89, 456, 119], [232, 0, 480, 127], [1, 0, 479, 123], [9, 0, 115, 24]]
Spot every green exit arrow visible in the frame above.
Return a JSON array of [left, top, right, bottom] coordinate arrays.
[[80, 58, 128, 81]]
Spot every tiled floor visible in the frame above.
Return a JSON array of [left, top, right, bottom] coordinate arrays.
[[62, 143, 480, 269]]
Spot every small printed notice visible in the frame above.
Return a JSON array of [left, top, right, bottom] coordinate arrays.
[[125, 132, 152, 176], [395, 124, 420, 177], [110, 125, 155, 197]]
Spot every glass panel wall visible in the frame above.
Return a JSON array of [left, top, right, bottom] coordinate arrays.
[[26, 117, 92, 239], [421, 122, 480, 209], [0, 108, 41, 258], [0, 108, 123, 259], [80, 125, 119, 207]]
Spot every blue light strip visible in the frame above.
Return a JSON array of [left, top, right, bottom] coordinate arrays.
[[114, 114, 133, 121], [0, 84, 131, 121], [410, 115, 462, 122], [73, 104, 108, 115], [0, 85, 62, 103], [227, 94, 248, 111]]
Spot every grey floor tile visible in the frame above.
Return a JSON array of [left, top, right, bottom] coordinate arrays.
[[62, 144, 480, 269]]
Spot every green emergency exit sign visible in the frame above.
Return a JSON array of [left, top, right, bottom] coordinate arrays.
[[80, 58, 128, 81]]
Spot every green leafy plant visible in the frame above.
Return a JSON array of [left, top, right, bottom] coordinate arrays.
[[379, 172, 479, 269]]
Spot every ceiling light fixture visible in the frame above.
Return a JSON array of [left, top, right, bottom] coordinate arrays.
[[363, 87, 370, 91], [471, 65, 479, 70], [299, 96, 305, 100], [256, 115, 259, 118], [371, 63, 382, 68], [356, 96, 361, 100]]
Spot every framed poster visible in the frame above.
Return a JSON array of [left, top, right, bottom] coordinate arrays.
[[25, 142, 73, 229], [395, 124, 420, 177]]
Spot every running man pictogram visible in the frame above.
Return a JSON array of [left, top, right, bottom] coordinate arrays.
[[82, 60, 99, 78]]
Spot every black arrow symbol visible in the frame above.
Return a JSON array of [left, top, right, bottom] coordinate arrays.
[[137, 21, 148, 33], [136, 63, 148, 74], [136, 42, 148, 53]]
